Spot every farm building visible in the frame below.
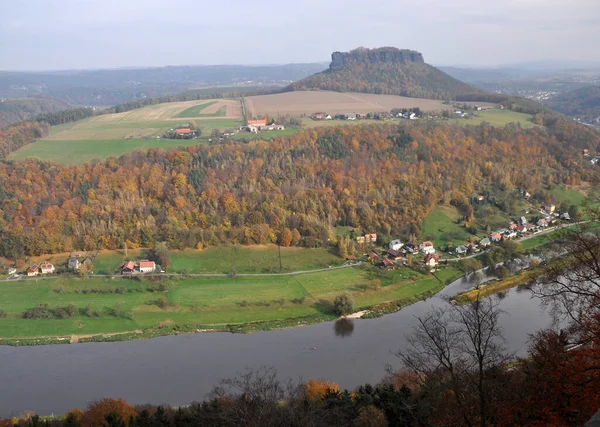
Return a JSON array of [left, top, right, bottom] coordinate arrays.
[[121, 261, 136, 274], [139, 260, 156, 273], [247, 119, 267, 127]]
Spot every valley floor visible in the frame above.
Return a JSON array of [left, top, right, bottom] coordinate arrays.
[[0, 245, 463, 345]]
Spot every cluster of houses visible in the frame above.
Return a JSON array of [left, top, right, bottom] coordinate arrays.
[[120, 260, 159, 275], [311, 111, 420, 121], [162, 127, 200, 139], [25, 263, 55, 277], [362, 237, 441, 270], [242, 119, 285, 134]]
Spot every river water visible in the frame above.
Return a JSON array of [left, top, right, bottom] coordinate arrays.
[[0, 274, 552, 417]]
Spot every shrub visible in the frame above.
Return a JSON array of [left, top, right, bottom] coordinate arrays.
[[22, 304, 54, 319], [66, 303, 78, 317], [0, 309, 5, 318], [333, 293, 354, 316], [84, 304, 95, 317], [290, 296, 306, 304]]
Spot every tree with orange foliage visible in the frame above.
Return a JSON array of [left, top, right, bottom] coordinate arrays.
[[304, 379, 340, 401], [278, 228, 292, 247], [79, 398, 136, 427]]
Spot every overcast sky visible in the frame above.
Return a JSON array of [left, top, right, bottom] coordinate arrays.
[[1, 0, 599, 71]]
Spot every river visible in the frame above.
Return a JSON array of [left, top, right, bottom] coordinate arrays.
[[0, 273, 553, 417]]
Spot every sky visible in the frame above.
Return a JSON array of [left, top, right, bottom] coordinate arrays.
[[1, 0, 599, 71]]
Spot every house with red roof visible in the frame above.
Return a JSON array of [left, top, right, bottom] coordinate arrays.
[[425, 254, 439, 268], [382, 258, 394, 268], [27, 264, 39, 277], [420, 241, 435, 255], [247, 119, 267, 127], [139, 260, 156, 273], [121, 261, 136, 274]]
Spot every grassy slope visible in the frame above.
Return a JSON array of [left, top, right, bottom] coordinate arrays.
[[421, 205, 470, 246], [174, 101, 217, 118], [8, 118, 241, 165]]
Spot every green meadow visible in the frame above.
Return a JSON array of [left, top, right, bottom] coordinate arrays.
[[0, 264, 451, 340]]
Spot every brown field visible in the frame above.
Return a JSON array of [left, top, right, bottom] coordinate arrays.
[[245, 91, 493, 117]]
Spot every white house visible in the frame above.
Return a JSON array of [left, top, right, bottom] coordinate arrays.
[[7, 267, 16, 275], [40, 263, 55, 274], [420, 241, 435, 255], [68, 258, 80, 270], [389, 239, 404, 251], [480, 238, 491, 248], [139, 260, 156, 273], [456, 245, 467, 255]]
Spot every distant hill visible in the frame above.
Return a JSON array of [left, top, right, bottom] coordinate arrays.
[[0, 63, 327, 106], [545, 86, 600, 122], [0, 97, 70, 128], [285, 47, 480, 100]]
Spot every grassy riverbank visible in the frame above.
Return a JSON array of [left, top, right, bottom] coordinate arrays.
[[452, 269, 541, 304], [0, 264, 463, 345]]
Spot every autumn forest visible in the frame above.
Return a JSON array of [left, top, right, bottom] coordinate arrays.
[[1, 114, 599, 259]]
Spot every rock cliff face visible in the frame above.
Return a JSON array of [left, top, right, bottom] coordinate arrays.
[[330, 47, 424, 71], [286, 47, 479, 100]]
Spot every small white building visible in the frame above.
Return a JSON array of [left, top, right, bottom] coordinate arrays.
[[139, 260, 156, 273], [420, 241, 435, 255], [389, 239, 404, 251], [7, 267, 16, 275]]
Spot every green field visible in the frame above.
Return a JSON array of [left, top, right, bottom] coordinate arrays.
[[549, 186, 587, 206], [9, 138, 209, 164], [168, 245, 343, 274], [174, 101, 218, 118], [0, 265, 446, 340], [422, 205, 471, 246], [8, 245, 343, 276], [8, 99, 243, 164]]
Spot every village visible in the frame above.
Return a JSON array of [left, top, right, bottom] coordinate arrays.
[[3, 188, 578, 282], [352, 198, 573, 272], [8, 254, 164, 279]]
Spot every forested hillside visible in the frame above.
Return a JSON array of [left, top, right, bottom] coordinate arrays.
[[546, 85, 600, 121], [0, 97, 70, 128], [1, 116, 598, 258], [287, 47, 479, 100]]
